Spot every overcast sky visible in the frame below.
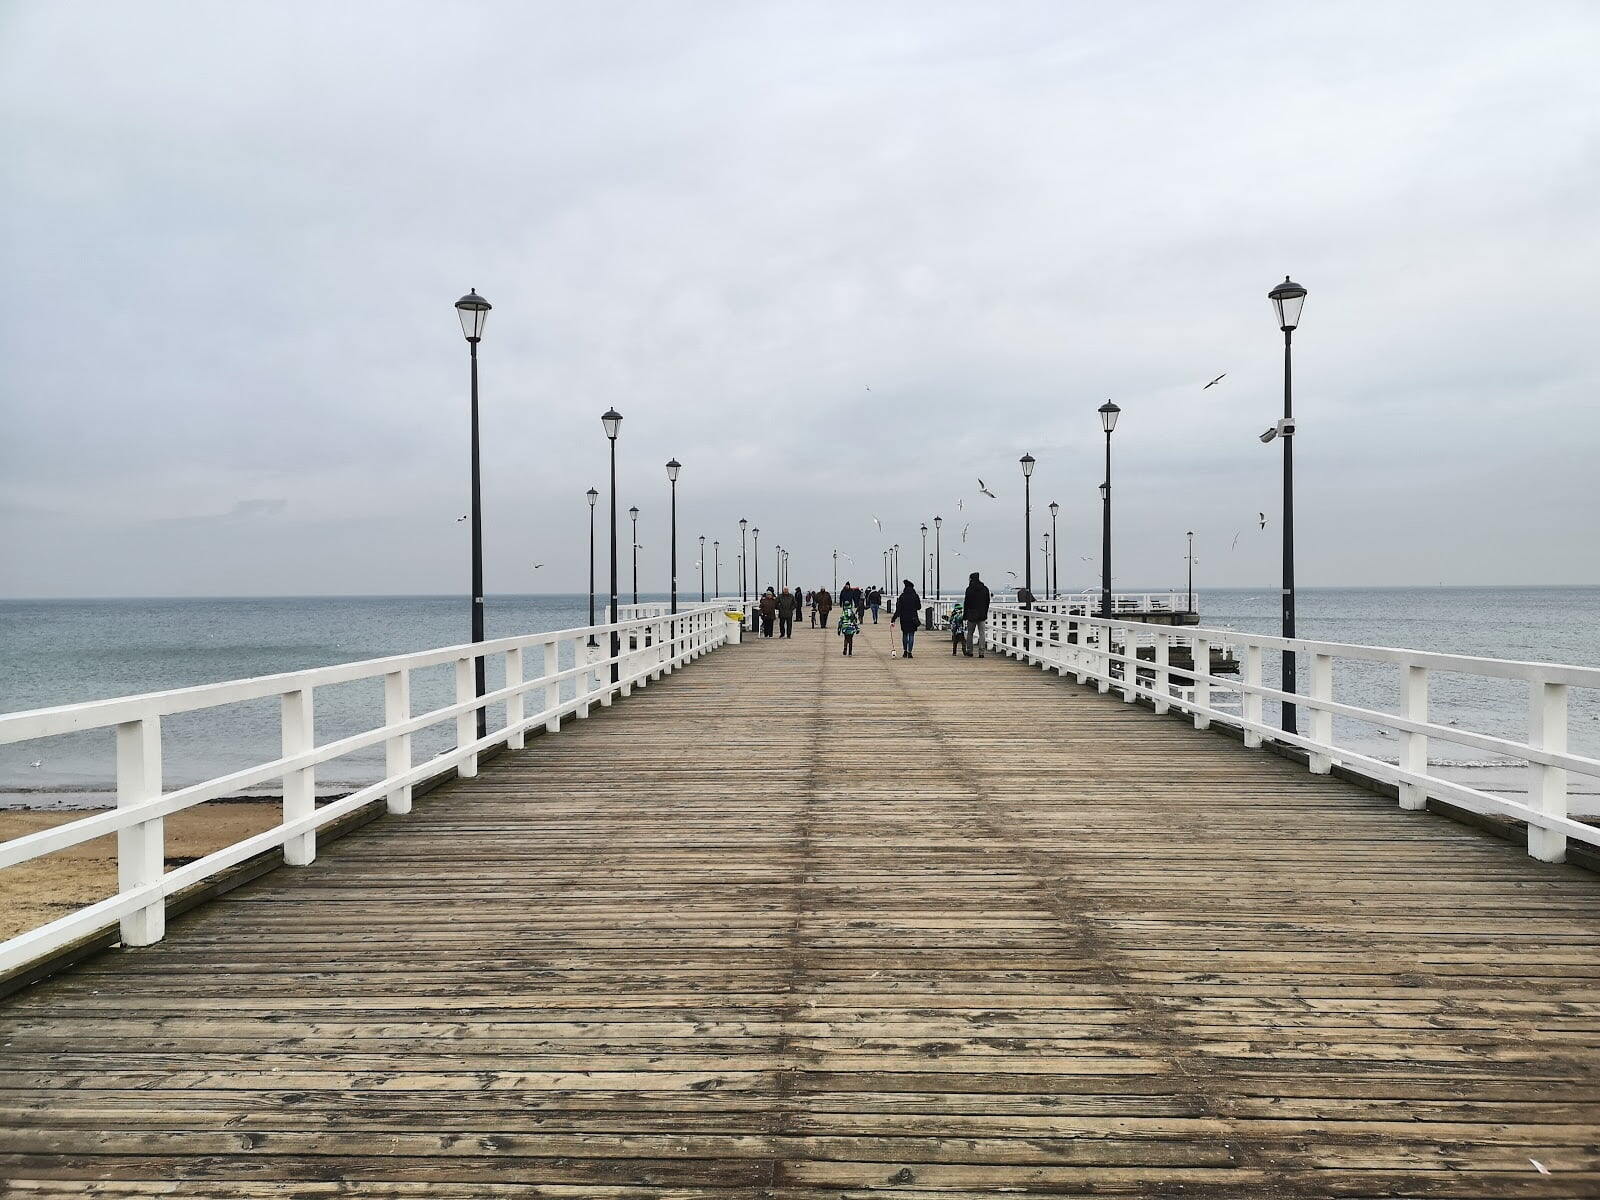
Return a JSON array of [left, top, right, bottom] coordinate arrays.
[[2, 1, 1597, 599]]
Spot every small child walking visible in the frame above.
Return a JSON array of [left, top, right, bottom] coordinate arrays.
[[838, 604, 860, 656], [948, 603, 966, 656]]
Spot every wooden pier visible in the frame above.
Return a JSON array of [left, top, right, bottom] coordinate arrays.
[[2, 620, 1599, 1196]]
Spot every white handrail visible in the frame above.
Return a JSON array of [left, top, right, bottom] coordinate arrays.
[[0, 602, 738, 974], [986, 605, 1600, 863]]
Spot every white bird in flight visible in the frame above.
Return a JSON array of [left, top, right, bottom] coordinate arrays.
[[872, 515, 882, 531], [456, 515, 468, 522], [29, 760, 42, 769], [1258, 512, 1267, 530], [961, 524, 969, 542], [532, 563, 543, 569], [1231, 532, 1241, 551], [978, 480, 996, 499], [1203, 373, 1226, 390]]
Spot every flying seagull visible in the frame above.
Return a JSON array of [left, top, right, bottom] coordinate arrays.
[[1258, 512, 1267, 530], [864, 385, 871, 391], [1203, 373, 1226, 390], [1005, 569, 1019, 579], [978, 479, 996, 499], [456, 515, 468, 522], [872, 515, 882, 531], [29, 760, 42, 768], [961, 524, 969, 542], [1231, 532, 1241, 551], [532, 563, 543, 569], [956, 498, 964, 511]]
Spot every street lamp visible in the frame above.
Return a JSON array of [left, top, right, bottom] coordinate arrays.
[[1268, 275, 1307, 734], [739, 519, 749, 619], [920, 523, 928, 594], [932, 516, 942, 603], [1098, 402, 1120, 618], [602, 409, 623, 684], [454, 289, 492, 737], [586, 487, 599, 646], [665, 459, 680, 615], [753, 527, 760, 601], [713, 539, 720, 600], [698, 535, 706, 603], [628, 506, 640, 605], [833, 549, 838, 592], [1019, 453, 1035, 607], [1048, 501, 1059, 600], [1042, 532, 1050, 602], [1186, 530, 1196, 614]]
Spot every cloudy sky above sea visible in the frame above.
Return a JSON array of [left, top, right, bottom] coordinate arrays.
[[2, 1, 1597, 598]]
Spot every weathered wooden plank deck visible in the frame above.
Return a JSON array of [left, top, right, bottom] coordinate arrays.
[[2, 619, 1599, 1197]]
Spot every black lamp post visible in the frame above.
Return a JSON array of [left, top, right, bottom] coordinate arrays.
[[752, 527, 760, 599], [713, 539, 720, 600], [833, 549, 839, 592], [1048, 501, 1059, 600], [920, 524, 928, 594], [586, 487, 599, 647], [628, 506, 639, 605], [602, 409, 622, 684], [932, 516, 942, 602], [1186, 530, 1195, 614], [454, 289, 492, 738], [739, 519, 748, 616], [698, 535, 706, 603], [1098, 402, 1120, 617], [1020, 453, 1035, 607], [665, 459, 680, 615], [775, 544, 782, 592], [1042, 532, 1050, 601], [1268, 275, 1307, 734]]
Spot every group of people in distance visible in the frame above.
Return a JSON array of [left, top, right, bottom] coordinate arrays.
[[751, 571, 994, 661]]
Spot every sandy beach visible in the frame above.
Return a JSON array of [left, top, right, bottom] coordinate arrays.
[[0, 802, 284, 942]]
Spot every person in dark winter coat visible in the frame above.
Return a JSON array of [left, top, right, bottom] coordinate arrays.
[[867, 587, 882, 622], [961, 572, 991, 657], [814, 588, 833, 632], [776, 588, 796, 638], [890, 580, 921, 658], [758, 588, 777, 638], [838, 582, 863, 616]]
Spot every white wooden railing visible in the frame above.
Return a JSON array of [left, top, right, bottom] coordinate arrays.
[[987, 605, 1600, 864], [929, 592, 1189, 627], [0, 603, 738, 975]]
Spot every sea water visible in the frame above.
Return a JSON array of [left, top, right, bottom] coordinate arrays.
[[1, 588, 1596, 809]]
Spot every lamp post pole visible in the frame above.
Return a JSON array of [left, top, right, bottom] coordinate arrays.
[[933, 516, 942, 603], [666, 460, 680, 615], [753, 527, 760, 599], [586, 488, 599, 646], [1186, 530, 1195, 614], [739, 519, 748, 621], [1098, 402, 1120, 618], [1020, 454, 1035, 608], [454, 290, 492, 738], [1267, 276, 1307, 733], [1048, 501, 1059, 600], [602, 410, 623, 685], [629, 507, 639, 605], [698, 535, 705, 604], [1042, 532, 1050, 602], [713, 540, 720, 600], [920, 524, 928, 594], [833, 550, 838, 593]]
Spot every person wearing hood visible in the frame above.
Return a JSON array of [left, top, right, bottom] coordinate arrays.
[[758, 587, 778, 638], [890, 579, 922, 658]]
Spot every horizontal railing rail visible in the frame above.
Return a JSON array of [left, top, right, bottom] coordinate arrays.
[[0, 602, 739, 975], [987, 605, 1600, 864]]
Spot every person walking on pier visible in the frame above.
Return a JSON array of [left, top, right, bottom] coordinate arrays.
[[807, 591, 818, 628], [776, 587, 796, 638], [838, 599, 860, 655], [838, 581, 862, 620], [758, 588, 777, 638], [814, 586, 833, 634], [961, 571, 991, 658], [867, 586, 882, 623], [891, 580, 921, 658]]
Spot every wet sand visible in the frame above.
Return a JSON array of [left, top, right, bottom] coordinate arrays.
[[0, 802, 283, 942]]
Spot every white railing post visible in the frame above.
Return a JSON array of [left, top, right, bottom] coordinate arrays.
[[1097, 624, 1111, 694], [1122, 627, 1137, 703], [115, 716, 165, 946], [1192, 636, 1211, 729], [1243, 643, 1263, 748], [1399, 663, 1427, 810], [281, 688, 316, 865], [505, 647, 524, 749], [1154, 631, 1170, 714], [455, 657, 479, 776], [1528, 680, 1568, 863], [384, 669, 412, 815], [1074, 622, 1088, 684], [1309, 653, 1333, 774], [580, 638, 599, 716], [544, 641, 561, 733]]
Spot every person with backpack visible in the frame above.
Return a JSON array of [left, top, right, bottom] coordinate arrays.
[[890, 580, 921, 658], [838, 601, 860, 655], [961, 571, 991, 657]]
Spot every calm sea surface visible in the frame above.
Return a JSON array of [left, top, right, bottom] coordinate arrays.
[[1, 588, 1596, 808]]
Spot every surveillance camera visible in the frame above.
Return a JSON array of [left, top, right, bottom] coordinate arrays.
[[1259, 428, 1277, 443]]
